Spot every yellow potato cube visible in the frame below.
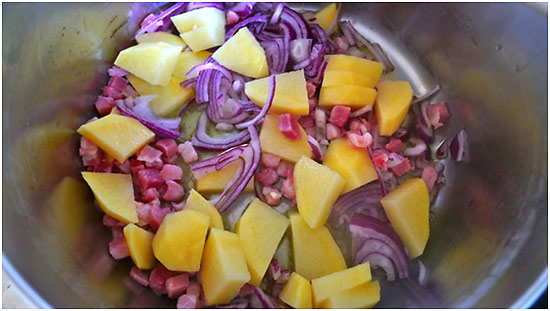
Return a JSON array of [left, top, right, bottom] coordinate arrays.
[[289, 213, 346, 280], [235, 199, 289, 286], [123, 223, 155, 270], [173, 50, 212, 80], [380, 178, 430, 258], [212, 27, 268, 78], [171, 7, 226, 52], [81, 172, 138, 224], [322, 70, 378, 88], [311, 262, 372, 307], [195, 161, 254, 193], [152, 210, 209, 271], [323, 138, 378, 193], [114, 42, 182, 86], [136, 31, 187, 48], [326, 54, 384, 83], [375, 80, 413, 136], [319, 85, 377, 110], [77, 114, 155, 163], [128, 75, 193, 117], [321, 281, 380, 309], [201, 228, 251, 305], [259, 114, 312, 163], [294, 156, 345, 228], [245, 70, 309, 116], [311, 3, 339, 31], [185, 189, 224, 230], [279, 272, 312, 309]]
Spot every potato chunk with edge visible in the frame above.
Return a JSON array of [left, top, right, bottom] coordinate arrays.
[[374, 80, 413, 136], [311, 262, 372, 307], [279, 272, 312, 309], [321, 281, 380, 309], [185, 189, 224, 230], [260, 114, 312, 163], [123, 223, 156, 269]]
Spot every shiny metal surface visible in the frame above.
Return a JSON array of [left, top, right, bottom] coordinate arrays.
[[2, 2, 547, 308]]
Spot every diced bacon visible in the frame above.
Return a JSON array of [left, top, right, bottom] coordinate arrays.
[[79, 137, 102, 167], [137, 169, 164, 190], [130, 159, 146, 175], [226, 10, 239, 24], [298, 114, 315, 129], [136, 202, 152, 224], [114, 160, 131, 174], [335, 36, 349, 53], [130, 266, 150, 287], [306, 81, 317, 98], [421, 165, 438, 191], [278, 114, 302, 140], [329, 106, 351, 127], [390, 157, 413, 177], [111, 227, 124, 239], [166, 273, 190, 298], [305, 126, 317, 137], [261, 153, 281, 168], [102, 85, 124, 100], [94, 161, 113, 173], [347, 131, 373, 149], [308, 98, 317, 112], [276, 161, 292, 177], [326, 123, 345, 140], [108, 76, 128, 91], [285, 168, 294, 180], [178, 142, 199, 164], [123, 84, 139, 98], [108, 66, 128, 77], [177, 294, 199, 309], [162, 154, 178, 165], [281, 178, 296, 199], [149, 265, 176, 295], [239, 284, 256, 297], [156, 138, 178, 158], [142, 188, 160, 202], [385, 138, 403, 153], [103, 214, 125, 228], [373, 152, 389, 170], [95, 96, 115, 115], [186, 282, 202, 297], [426, 101, 450, 129], [256, 168, 279, 187], [108, 235, 129, 260], [172, 200, 186, 211], [262, 186, 282, 206], [161, 180, 185, 202], [137, 145, 164, 169], [149, 204, 172, 231], [349, 118, 371, 133], [160, 164, 183, 181]]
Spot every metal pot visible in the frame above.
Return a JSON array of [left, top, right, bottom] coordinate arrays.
[[2, 2, 547, 308]]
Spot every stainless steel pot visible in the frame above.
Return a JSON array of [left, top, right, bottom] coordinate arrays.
[[2, 2, 547, 308]]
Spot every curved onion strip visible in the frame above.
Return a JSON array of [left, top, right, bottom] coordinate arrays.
[[134, 2, 186, 37], [225, 14, 268, 40], [404, 137, 428, 157], [236, 75, 276, 129], [269, 3, 285, 24], [349, 104, 373, 118], [228, 2, 255, 19], [450, 129, 468, 162], [253, 287, 275, 309], [331, 181, 385, 225], [307, 135, 324, 161], [189, 146, 245, 179], [191, 113, 251, 150]]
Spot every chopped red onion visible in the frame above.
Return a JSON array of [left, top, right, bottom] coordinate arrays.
[[269, 3, 285, 24], [269, 259, 281, 280], [307, 135, 324, 161], [252, 287, 275, 309], [225, 14, 268, 40], [289, 39, 312, 63], [404, 137, 428, 157], [331, 181, 387, 225], [192, 113, 250, 150], [450, 129, 468, 162], [279, 6, 310, 40], [134, 2, 186, 38], [227, 2, 255, 19], [315, 107, 327, 142], [349, 105, 373, 118], [418, 260, 427, 286], [236, 75, 275, 129], [215, 299, 249, 309]]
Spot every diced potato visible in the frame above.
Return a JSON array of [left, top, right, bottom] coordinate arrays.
[[289, 213, 346, 280], [171, 7, 226, 52], [212, 27, 268, 78], [152, 210, 209, 271], [312, 3, 339, 31], [319, 85, 377, 110], [294, 157, 345, 228], [195, 161, 254, 193], [201, 228, 251, 305], [128, 75, 193, 117], [114, 42, 182, 86], [380, 178, 429, 258], [322, 70, 377, 88], [279, 272, 312, 309], [311, 262, 372, 307], [245, 70, 309, 116], [77, 114, 155, 163], [326, 54, 384, 83], [185, 189, 224, 230], [375, 80, 413, 136], [173, 51, 212, 80], [136, 31, 187, 48], [123, 223, 155, 269], [321, 281, 380, 309], [323, 138, 377, 193], [234, 199, 289, 286], [81, 172, 138, 223], [259, 114, 312, 163]]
